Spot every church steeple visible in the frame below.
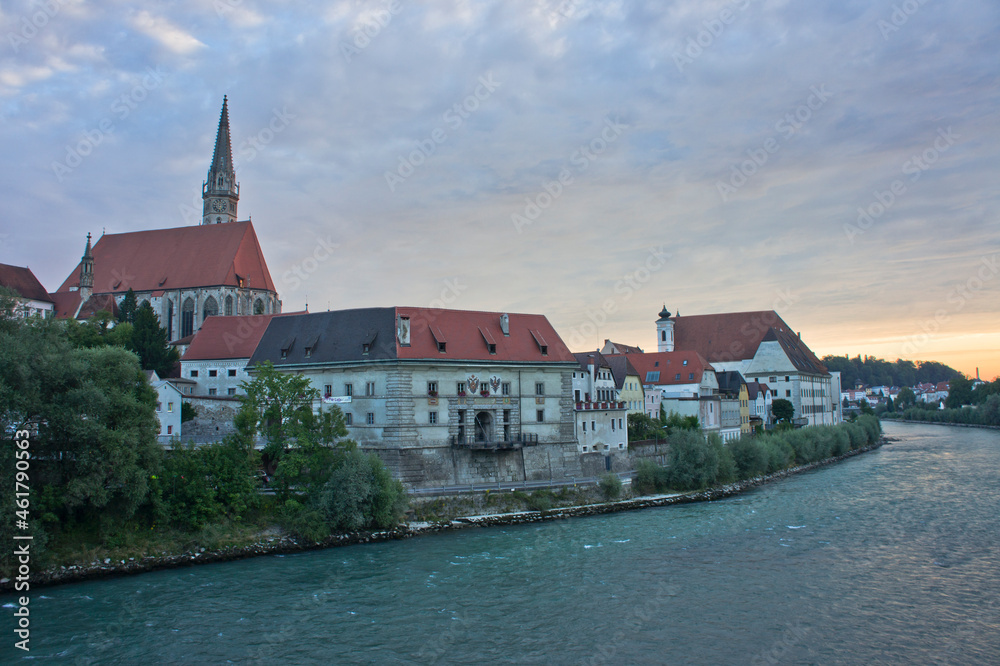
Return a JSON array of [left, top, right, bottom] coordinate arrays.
[[202, 96, 240, 225], [79, 233, 94, 302]]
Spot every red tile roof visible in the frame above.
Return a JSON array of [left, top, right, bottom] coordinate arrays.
[[182, 313, 298, 360], [396, 308, 576, 363], [624, 351, 714, 386], [603, 340, 644, 354], [672, 310, 828, 375], [0, 263, 52, 303], [48, 291, 118, 319], [55, 221, 276, 295]]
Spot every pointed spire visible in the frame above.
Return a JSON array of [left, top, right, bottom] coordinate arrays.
[[209, 95, 234, 180], [79, 232, 94, 296], [657, 304, 672, 321], [202, 96, 239, 224]]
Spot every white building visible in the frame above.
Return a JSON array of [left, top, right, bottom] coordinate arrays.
[[658, 307, 840, 426], [624, 350, 721, 434], [148, 371, 183, 445], [181, 313, 287, 397], [571, 352, 628, 454]]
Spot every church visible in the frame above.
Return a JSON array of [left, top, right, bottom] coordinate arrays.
[[50, 98, 281, 341]]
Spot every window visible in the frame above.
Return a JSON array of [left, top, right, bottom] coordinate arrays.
[[366, 412, 375, 425], [366, 381, 375, 396], [167, 425, 172, 435], [325, 384, 333, 396], [502, 382, 511, 396], [591, 420, 596, 431], [228, 369, 237, 377], [683, 359, 688, 366], [688, 373, 694, 380], [582, 445, 588, 451], [427, 381, 438, 395], [786, 390, 792, 397], [167, 402, 174, 412], [503, 409, 511, 423], [611, 419, 615, 432], [362, 343, 371, 354], [305, 347, 312, 358], [208, 388, 217, 396], [619, 418, 623, 429], [785, 376, 790, 382], [769, 376, 777, 383], [575, 389, 581, 402], [487, 343, 497, 354], [535, 382, 544, 396], [345, 413, 352, 425], [190, 370, 199, 378], [156, 402, 162, 412], [675, 373, 681, 380], [345, 383, 353, 397], [228, 388, 236, 396], [646, 371, 660, 382], [536, 409, 544, 422], [582, 421, 587, 432], [772, 389, 778, 397], [429, 411, 438, 424], [280, 350, 287, 359], [457, 382, 466, 394], [209, 369, 218, 377]]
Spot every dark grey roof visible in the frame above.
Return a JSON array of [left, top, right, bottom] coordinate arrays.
[[605, 354, 639, 391], [249, 308, 398, 367], [716, 370, 747, 396]]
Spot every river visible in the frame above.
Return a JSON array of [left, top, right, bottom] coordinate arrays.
[[3, 422, 999, 664]]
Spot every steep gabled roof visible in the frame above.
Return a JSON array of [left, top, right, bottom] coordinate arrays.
[[672, 310, 828, 376], [0, 263, 52, 303], [49, 291, 118, 320], [572, 351, 612, 372], [182, 313, 295, 361], [250, 307, 576, 367], [602, 339, 644, 355], [624, 351, 714, 387], [55, 221, 275, 295], [716, 370, 747, 396], [605, 354, 641, 391]]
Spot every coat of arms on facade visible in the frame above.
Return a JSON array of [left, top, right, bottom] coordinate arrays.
[[490, 376, 501, 393], [467, 375, 479, 393]]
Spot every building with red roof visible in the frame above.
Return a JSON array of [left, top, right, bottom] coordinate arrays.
[[0, 263, 54, 318], [49, 99, 281, 336], [247, 307, 590, 474], [624, 350, 721, 433], [651, 306, 840, 426]]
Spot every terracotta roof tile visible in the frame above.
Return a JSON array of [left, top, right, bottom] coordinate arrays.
[[624, 351, 714, 386], [0, 263, 52, 303], [55, 221, 275, 296], [182, 313, 298, 360]]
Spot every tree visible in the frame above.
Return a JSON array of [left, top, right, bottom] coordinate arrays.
[[896, 387, 916, 409], [235, 360, 321, 455], [316, 449, 407, 532], [772, 398, 794, 423], [627, 412, 663, 441], [118, 288, 138, 324], [945, 375, 973, 409], [842, 396, 850, 409], [128, 301, 180, 376], [884, 396, 894, 413]]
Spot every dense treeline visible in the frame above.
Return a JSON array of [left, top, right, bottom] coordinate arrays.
[[882, 396, 1000, 427], [634, 416, 882, 495], [0, 289, 406, 575], [822, 354, 962, 389]]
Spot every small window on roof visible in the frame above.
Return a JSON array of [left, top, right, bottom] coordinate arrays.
[[645, 371, 660, 382], [488, 343, 496, 354], [438, 342, 446, 353], [362, 343, 370, 354], [683, 359, 688, 366]]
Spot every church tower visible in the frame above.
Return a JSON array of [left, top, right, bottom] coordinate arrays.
[[656, 304, 674, 352], [202, 96, 239, 225], [79, 233, 94, 303]]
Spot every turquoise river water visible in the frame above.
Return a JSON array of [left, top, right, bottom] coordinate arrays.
[[3, 422, 999, 664]]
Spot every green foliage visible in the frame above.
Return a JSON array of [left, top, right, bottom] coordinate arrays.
[[181, 401, 197, 423], [277, 499, 329, 542], [945, 374, 973, 409], [664, 429, 723, 490], [663, 410, 700, 433], [628, 412, 663, 442], [896, 387, 916, 409], [728, 436, 769, 479], [150, 440, 260, 531], [316, 449, 407, 532], [772, 398, 794, 422], [128, 301, 180, 377], [598, 473, 623, 500], [236, 360, 321, 459], [634, 459, 670, 495], [117, 288, 138, 324]]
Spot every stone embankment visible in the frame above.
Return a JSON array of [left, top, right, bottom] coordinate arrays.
[[2, 438, 886, 591]]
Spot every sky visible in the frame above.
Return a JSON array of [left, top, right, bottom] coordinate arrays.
[[1, 0, 997, 380]]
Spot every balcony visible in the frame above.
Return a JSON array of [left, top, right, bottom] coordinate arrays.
[[574, 401, 626, 411]]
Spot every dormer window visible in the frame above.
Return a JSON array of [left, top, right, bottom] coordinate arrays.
[[488, 343, 497, 354], [683, 359, 688, 366], [362, 343, 371, 354], [304, 347, 312, 358], [438, 342, 446, 353]]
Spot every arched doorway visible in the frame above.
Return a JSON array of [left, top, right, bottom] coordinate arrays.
[[475, 411, 493, 443]]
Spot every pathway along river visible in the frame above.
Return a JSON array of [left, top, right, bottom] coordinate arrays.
[[4, 422, 999, 664]]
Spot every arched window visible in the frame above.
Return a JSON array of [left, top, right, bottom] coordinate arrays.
[[217, 176, 223, 187], [203, 296, 219, 320], [242, 296, 250, 315], [224, 295, 233, 316], [166, 300, 174, 339], [181, 298, 195, 338], [253, 298, 264, 315]]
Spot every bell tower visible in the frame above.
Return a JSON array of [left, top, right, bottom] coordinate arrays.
[[656, 304, 674, 352], [202, 96, 240, 224]]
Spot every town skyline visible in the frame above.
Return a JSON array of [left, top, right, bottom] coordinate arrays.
[[1, 1, 997, 380]]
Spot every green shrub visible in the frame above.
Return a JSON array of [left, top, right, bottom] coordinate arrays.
[[316, 450, 408, 532], [634, 459, 670, 495], [665, 430, 721, 490], [525, 491, 554, 512], [598, 473, 623, 500], [709, 434, 736, 484], [278, 499, 329, 541], [729, 436, 769, 480]]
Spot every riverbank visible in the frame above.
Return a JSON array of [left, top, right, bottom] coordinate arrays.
[[0, 436, 887, 592], [881, 418, 1000, 430]]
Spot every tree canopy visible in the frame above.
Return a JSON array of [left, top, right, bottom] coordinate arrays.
[[821, 354, 960, 388]]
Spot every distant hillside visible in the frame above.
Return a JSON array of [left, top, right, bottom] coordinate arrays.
[[821, 355, 962, 388]]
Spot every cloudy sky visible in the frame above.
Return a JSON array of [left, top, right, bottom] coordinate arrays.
[[1, 0, 998, 379]]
